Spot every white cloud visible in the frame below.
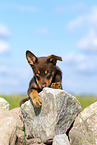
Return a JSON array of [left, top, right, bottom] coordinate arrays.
[[69, 3, 88, 13], [0, 4, 38, 12], [35, 28, 51, 36], [0, 23, 10, 54], [54, 7, 66, 14], [0, 77, 19, 85], [89, 7, 97, 27], [63, 52, 85, 64], [62, 52, 97, 94], [55, 3, 87, 14], [67, 6, 97, 32], [77, 62, 96, 73], [63, 52, 97, 74], [67, 6, 97, 52], [76, 30, 97, 52], [67, 16, 84, 32], [0, 66, 31, 90], [0, 65, 32, 83], [0, 24, 10, 38], [0, 66, 8, 73], [0, 40, 10, 54]]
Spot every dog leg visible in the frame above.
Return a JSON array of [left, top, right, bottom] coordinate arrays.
[[20, 97, 29, 106], [29, 90, 42, 108]]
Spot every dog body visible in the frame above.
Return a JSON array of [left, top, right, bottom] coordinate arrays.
[[20, 50, 62, 108]]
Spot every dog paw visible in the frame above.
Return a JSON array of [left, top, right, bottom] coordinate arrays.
[[51, 82, 62, 89], [33, 96, 42, 108], [30, 90, 42, 108]]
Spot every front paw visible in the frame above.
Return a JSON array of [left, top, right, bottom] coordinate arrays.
[[51, 82, 62, 89], [30, 90, 42, 108]]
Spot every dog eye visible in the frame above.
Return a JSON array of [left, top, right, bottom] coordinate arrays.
[[45, 70, 48, 75], [38, 70, 40, 74], [36, 70, 40, 77]]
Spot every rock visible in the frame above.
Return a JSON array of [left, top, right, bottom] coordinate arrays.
[[70, 101, 97, 145], [0, 107, 17, 145], [26, 138, 45, 145], [53, 134, 70, 145], [16, 129, 25, 145], [21, 87, 81, 143], [16, 131, 45, 145], [0, 97, 10, 110], [10, 108, 25, 145], [10, 107, 23, 130]]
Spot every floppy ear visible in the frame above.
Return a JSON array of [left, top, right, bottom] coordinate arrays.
[[26, 50, 38, 66], [47, 54, 62, 65]]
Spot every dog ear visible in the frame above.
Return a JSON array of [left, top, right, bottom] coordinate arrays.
[[26, 50, 38, 66], [47, 55, 62, 65]]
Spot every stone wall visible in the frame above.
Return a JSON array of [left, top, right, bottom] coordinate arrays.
[[0, 88, 96, 145]]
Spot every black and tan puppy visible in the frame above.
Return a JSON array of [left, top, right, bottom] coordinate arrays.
[[20, 50, 62, 108]]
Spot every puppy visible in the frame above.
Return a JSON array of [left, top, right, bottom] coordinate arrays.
[[20, 50, 62, 108]]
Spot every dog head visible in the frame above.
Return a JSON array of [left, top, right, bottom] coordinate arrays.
[[26, 50, 62, 89]]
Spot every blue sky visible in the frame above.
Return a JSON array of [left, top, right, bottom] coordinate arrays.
[[0, 0, 97, 95]]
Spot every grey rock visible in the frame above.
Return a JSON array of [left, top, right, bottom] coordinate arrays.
[[16, 130, 45, 145], [0, 97, 10, 110], [10, 107, 23, 130], [26, 138, 45, 145], [53, 134, 70, 145], [16, 129, 25, 145], [0, 107, 17, 145], [70, 101, 97, 145], [21, 87, 81, 143]]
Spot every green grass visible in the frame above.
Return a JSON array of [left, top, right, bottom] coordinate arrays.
[[76, 95, 97, 111], [0, 95, 26, 110], [0, 95, 97, 111]]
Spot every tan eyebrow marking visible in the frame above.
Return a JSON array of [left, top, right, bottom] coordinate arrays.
[[45, 70, 48, 75], [38, 70, 40, 74]]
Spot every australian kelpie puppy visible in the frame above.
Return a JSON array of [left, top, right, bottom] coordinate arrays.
[[20, 50, 62, 108]]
